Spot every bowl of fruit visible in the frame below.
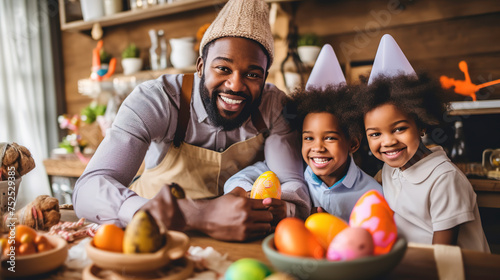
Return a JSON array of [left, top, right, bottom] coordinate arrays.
[[1, 225, 68, 278], [85, 210, 190, 273]]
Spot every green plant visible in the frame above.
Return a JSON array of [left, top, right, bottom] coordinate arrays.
[[100, 49, 112, 64], [298, 33, 321, 47], [81, 103, 106, 124], [122, 44, 140, 59]]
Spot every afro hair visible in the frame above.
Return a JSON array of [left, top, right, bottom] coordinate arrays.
[[354, 72, 449, 131], [285, 84, 364, 142]]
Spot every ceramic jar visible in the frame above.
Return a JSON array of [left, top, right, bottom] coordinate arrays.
[[169, 37, 197, 69]]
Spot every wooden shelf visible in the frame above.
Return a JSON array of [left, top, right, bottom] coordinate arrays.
[[448, 100, 500, 116], [60, 0, 299, 32]]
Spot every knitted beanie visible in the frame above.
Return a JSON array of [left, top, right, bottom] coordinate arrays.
[[199, 0, 274, 65]]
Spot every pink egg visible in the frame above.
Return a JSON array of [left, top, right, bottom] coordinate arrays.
[[326, 227, 374, 261]]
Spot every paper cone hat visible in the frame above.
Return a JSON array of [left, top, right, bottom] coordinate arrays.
[[368, 34, 416, 84], [305, 44, 346, 90]]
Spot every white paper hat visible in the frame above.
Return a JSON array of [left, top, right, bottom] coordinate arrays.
[[305, 44, 346, 90], [368, 34, 416, 85]]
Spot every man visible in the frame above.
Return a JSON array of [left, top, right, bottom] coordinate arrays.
[[73, 0, 310, 241]]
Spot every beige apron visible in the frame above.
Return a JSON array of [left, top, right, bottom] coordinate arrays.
[[130, 74, 268, 199]]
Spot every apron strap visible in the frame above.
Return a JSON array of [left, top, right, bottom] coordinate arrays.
[[173, 73, 194, 147], [173, 73, 269, 145]]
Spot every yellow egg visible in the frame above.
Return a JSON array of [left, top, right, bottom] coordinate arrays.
[[305, 213, 348, 249], [250, 171, 281, 199]]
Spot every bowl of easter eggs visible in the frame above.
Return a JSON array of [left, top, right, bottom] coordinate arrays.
[[0, 225, 69, 278], [262, 190, 408, 280]]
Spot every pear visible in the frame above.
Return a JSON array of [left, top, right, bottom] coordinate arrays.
[[123, 210, 164, 253]]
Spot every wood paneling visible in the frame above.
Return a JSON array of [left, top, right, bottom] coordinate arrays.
[[295, 0, 500, 36], [60, 0, 500, 111], [62, 7, 219, 114]]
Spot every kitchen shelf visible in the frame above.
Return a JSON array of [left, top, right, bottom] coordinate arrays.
[[78, 66, 196, 98], [447, 100, 500, 116], [60, 0, 299, 32]]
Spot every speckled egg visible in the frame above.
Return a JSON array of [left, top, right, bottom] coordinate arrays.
[[250, 171, 281, 199]]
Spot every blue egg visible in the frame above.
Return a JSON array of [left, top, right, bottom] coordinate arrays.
[[97, 69, 108, 76], [225, 258, 272, 280]]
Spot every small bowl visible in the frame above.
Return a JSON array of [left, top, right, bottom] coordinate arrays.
[[1, 234, 68, 278], [86, 231, 189, 273], [262, 234, 407, 280]]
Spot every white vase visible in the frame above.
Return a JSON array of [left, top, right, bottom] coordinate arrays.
[[81, 0, 105, 21], [121, 58, 143, 75], [298, 46, 321, 65], [169, 37, 197, 69]]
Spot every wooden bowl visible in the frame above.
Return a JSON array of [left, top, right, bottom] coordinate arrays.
[[86, 231, 189, 273], [82, 258, 194, 280], [1, 234, 68, 278]]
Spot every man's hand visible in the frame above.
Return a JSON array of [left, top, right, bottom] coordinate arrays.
[[140, 184, 186, 232], [179, 187, 273, 241], [262, 197, 287, 231], [310, 206, 326, 214]]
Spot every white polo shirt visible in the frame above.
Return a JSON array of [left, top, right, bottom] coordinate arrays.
[[381, 146, 490, 252]]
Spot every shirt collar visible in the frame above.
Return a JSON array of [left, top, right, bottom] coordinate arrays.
[[305, 156, 357, 189], [393, 146, 449, 184]]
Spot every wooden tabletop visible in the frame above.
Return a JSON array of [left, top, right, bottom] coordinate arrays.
[[15, 211, 500, 280], [187, 232, 500, 280]]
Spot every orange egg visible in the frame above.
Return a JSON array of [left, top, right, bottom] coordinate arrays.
[[93, 224, 125, 252], [305, 213, 349, 249], [349, 190, 397, 255], [250, 171, 281, 199], [274, 217, 324, 259], [14, 225, 37, 244]]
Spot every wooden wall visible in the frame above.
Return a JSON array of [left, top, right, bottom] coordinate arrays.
[[61, 5, 224, 115], [61, 0, 500, 115]]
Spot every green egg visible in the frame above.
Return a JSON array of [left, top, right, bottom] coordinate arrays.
[[225, 258, 272, 280]]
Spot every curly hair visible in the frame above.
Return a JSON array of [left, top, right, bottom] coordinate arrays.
[[354, 73, 449, 130], [285, 84, 364, 142]]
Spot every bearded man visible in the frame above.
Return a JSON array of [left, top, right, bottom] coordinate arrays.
[[73, 0, 310, 241]]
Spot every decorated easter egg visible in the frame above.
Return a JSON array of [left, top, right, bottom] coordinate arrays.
[[250, 171, 281, 199], [349, 190, 397, 255], [274, 217, 324, 259], [305, 213, 349, 249], [326, 227, 374, 261], [225, 258, 272, 280]]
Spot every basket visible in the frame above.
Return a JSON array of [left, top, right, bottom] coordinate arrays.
[[0, 177, 22, 218]]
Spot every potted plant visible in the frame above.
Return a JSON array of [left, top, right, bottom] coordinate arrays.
[[297, 33, 322, 65], [121, 44, 142, 75]]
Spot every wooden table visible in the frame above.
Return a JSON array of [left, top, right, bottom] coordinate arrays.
[[188, 232, 500, 280], [13, 210, 500, 280]]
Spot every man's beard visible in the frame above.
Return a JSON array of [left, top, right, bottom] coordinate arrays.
[[200, 74, 262, 131]]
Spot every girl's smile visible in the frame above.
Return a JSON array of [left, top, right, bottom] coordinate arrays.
[[364, 103, 422, 169]]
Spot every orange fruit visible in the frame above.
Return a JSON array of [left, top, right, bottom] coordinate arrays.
[[14, 225, 37, 243], [93, 224, 125, 252]]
